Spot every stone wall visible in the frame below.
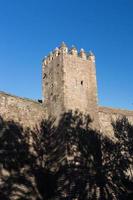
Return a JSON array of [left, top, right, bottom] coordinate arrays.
[[1, 91, 133, 137], [98, 106, 133, 137], [0, 92, 47, 129]]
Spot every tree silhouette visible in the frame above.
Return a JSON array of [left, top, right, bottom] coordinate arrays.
[[112, 117, 133, 199], [0, 112, 133, 199], [0, 117, 47, 199]]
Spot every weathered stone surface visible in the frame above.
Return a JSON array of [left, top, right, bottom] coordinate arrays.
[[98, 106, 133, 137], [42, 55, 64, 118], [0, 92, 47, 128]]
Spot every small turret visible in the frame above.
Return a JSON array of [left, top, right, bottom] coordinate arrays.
[[49, 52, 53, 61], [42, 56, 47, 66], [79, 48, 87, 59], [70, 45, 78, 56], [53, 47, 60, 57], [88, 51, 95, 63], [59, 42, 68, 54]]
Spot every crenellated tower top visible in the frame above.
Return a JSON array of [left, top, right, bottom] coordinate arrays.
[[42, 42, 95, 66]]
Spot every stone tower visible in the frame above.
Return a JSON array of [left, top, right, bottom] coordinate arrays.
[[42, 42, 99, 127]]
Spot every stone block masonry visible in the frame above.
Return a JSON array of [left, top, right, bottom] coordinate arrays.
[[0, 92, 47, 129], [98, 106, 133, 137]]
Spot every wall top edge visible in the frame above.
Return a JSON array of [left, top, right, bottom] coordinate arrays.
[[0, 91, 44, 106], [98, 106, 133, 116]]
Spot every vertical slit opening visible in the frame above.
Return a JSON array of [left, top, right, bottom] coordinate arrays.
[[81, 81, 83, 85]]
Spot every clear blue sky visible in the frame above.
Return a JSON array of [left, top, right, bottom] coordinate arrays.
[[0, 0, 133, 110]]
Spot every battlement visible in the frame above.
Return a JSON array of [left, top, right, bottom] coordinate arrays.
[[42, 42, 95, 66]]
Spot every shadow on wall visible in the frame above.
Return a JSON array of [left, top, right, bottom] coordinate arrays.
[[0, 111, 133, 200]]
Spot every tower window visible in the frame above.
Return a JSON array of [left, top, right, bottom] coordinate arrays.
[[43, 73, 47, 79], [81, 81, 83, 85]]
